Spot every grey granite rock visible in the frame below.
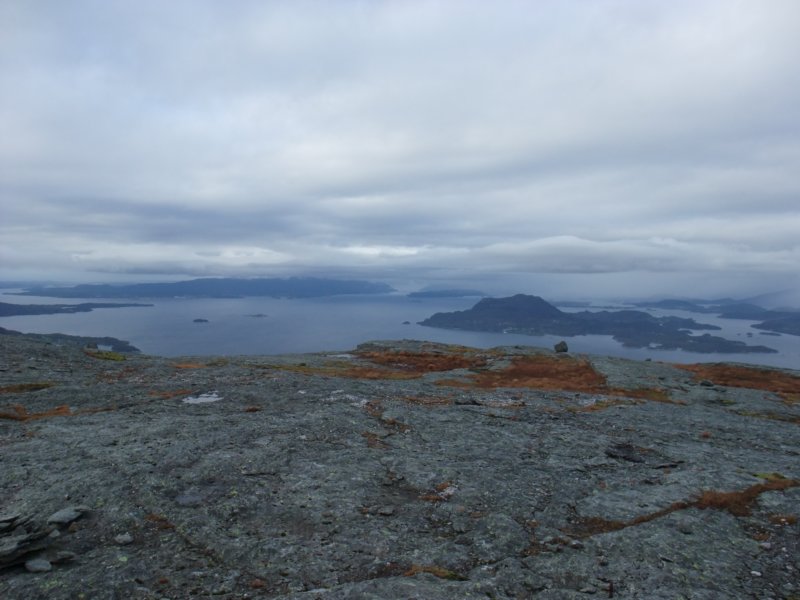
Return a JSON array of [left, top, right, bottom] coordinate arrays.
[[1, 332, 799, 598]]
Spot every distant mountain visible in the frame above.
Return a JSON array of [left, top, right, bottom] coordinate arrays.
[[634, 299, 715, 313], [420, 294, 777, 354], [407, 289, 487, 298], [15, 277, 396, 299]]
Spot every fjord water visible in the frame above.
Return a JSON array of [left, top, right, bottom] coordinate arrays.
[[1, 291, 798, 369]]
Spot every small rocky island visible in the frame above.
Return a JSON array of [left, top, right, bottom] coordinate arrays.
[[420, 294, 778, 353], [1, 331, 799, 598]]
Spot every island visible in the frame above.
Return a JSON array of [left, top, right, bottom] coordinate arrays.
[[13, 277, 395, 299], [634, 298, 800, 337], [0, 301, 152, 317], [420, 294, 778, 353]]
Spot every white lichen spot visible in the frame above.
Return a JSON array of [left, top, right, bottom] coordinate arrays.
[[183, 391, 223, 404]]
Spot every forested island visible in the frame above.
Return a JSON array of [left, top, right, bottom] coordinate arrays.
[[420, 294, 778, 353]]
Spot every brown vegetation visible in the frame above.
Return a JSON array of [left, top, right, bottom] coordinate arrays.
[[355, 349, 487, 373], [0, 382, 55, 394], [440, 355, 606, 392], [435, 355, 670, 411], [361, 431, 388, 449], [403, 564, 467, 581], [144, 513, 175, 530], [568, 478, 799, 538], [0, 403, 116, 422], [678, 363, 800, 404], [148, 389, 194, 399], [0, 404, 72, 421], [419, 481, 457, 503]]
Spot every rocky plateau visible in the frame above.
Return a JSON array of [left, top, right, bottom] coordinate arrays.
[[1, 330, 799, 599]]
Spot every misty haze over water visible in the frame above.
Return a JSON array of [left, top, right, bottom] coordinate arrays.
[[2, 291, 797, 370]]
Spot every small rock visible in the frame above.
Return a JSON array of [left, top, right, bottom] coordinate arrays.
[[0, 512, 21, 523], [751, 570, 762, 577], [114, 533, 134, 545], [378, 506, 395, 516], [47, 506, 90, 526], [579, 585, 597, 594], [554, 341, 569, 353], [569, 540, 584, 550], [25, 557, 52, 573], [677, 522, 693, 535], [49, 551, 76, 564]]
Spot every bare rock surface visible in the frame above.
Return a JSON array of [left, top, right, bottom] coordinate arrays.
[[1, 333, 799, 599]]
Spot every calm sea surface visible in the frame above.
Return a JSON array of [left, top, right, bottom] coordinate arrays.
[[1, 291, 798, 369]]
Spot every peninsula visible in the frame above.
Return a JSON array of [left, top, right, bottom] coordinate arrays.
[[0, 301, 152, 318]]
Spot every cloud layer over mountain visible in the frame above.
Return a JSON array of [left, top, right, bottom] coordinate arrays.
[[1, 0, 798, 297]]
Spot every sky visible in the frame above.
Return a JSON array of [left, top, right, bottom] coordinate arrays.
[[1, 0, 799, 299]]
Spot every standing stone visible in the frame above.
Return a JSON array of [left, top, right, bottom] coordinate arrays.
[[554, 341, 569, 353]]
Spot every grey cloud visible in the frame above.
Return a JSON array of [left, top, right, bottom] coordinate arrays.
[[1, 0, 799, 299]]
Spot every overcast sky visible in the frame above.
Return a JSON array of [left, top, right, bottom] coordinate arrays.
[[1, 0, 799, 298]]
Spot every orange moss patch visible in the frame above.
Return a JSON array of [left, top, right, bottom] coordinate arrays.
[[0, 382, 55, 394], [402, 395, 454, 406], [243, 406, 261, 413], [361, 431, 388, 449], [436, 355, 672, 408], [437, 355, 607, 392], [0, 404, 72, 421], [419, 481, 457, 503], [148, 389, 194, 399], [404, 564, 466, 581], [694, 479, 799, 516], [171, 362, 206, 369], [0, 403, 116, 422], [355, 350, 487, 373], [144, 513, 175, 530], [621, 387, 684, 404], [768, 513, 797, 525], [269, 361, 421, 380], [83, 349, 125, 361], [337, 366, 421, 380], [677, 363, 800, 404], [568, 478, 800, 538]]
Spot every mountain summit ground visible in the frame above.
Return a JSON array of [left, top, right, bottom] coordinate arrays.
[[1, 333, 799, 599]]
